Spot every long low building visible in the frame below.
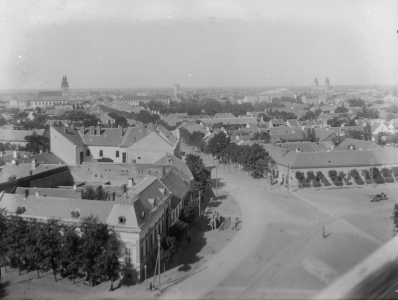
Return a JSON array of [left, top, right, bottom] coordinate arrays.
[[262, 142, 396, 189], [0, 129, 45, 146]]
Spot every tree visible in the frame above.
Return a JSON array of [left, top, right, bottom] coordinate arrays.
[[295, 172, 305, 187], [206, 132, 230, 157], [59, 224, 82, 283], [251, 131, 271, 143], [252, 157, 275, 179], [0, 208, 8, 274], [345, 129, 364, 140], [306, 171, 315, 181], [328, 170, 337, 181], [24, 134, 49, 153], [4, 215, 29, 275], [36, 218, 62, 282], [79, 216, 112, 286], [93, 230, 121, 289], [334, 106, 349, 113], [185, 154, 205, 178], [82, 187, 110, 201], [391, 203, 398, 236]]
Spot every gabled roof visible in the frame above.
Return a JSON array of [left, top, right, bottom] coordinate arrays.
[[287, 119, 300, 127], [200, 117, 258, 125], [277, 142, 316, 152], [214, 113, 236, 118], [161, 171, 190, 209], [270, 119, 285, 125], [16, 152, 65, 165], [314, 128, 336, 142], [51, 125, 85, 146], [263, 144, 381, 168], [338, 138, 377, 150], [154, 153, 193, 180]]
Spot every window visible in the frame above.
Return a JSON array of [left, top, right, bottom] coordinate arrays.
[[116, 151, 119, 158], [158, 223, 161, 235], [122, 153, 126, 163], [99, 150, 103, 157], [86, 149, 90, 156]]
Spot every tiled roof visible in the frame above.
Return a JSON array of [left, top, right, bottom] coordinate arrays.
[[277, 142, 316, 152], [270, 119, 285, 125], [51, 125, 85, 146], [263, 144, 381, 168], [214, 113, 236, 118], [0, 130, 45, 142], [160, 171, 189, 209], [287, 119, 300, 127], [16, 152, 66, 165], [371, 147, 398, 165], [338, 138, 377, 150], [15, 187, 83, 199], [314, 128, 336, 142], [0, 162, 64, 183], [154, 154, 193, 179], [201, 117, 258, 125]]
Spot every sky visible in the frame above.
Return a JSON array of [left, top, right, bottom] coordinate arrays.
[[0, 0, 397, 89]]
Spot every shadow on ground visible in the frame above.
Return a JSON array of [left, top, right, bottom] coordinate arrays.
[[0, 280, 9, 300]]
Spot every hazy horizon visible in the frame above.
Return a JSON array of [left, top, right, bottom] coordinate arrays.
[[1, 0, 397, 90]]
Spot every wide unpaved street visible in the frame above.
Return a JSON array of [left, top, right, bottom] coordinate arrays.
[[162, 150, 398, 300]]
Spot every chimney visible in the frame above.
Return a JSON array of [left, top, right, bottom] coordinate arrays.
[[73, 184, 77, 190], [12, 159, 18, 166], [13, 150, 18, 159], [25, 189, 29, 198], [35, 191, 39, 197], [89, 126, 95, 135], [80, 126, 85, 135], [31, 158, 37, 169], [95, 126, 101, 136], [64, 128, 68, 134], [162, 166, 166, 176]]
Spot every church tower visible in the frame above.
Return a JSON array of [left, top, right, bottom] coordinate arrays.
[[61, 75, 69, 96], [325, 78, 330, 90], [314, 78, 318, 88]]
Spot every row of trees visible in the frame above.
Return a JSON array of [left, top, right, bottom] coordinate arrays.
[[0, 212, 121, 287], [98, 105, 160, 124], [145, 97, 293, 117], [181, 129, 275, 179]]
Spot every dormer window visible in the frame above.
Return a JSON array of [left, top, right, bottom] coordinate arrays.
[[118, 216, 126, 224]]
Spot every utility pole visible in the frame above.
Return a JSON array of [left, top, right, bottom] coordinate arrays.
[[158, 234, 161, 292], [215, 167, 218, 196], [287, 163, 290, 192]]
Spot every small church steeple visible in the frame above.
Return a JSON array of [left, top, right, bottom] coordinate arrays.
[[61, 75, 69, 96]]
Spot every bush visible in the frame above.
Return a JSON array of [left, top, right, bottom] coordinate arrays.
[[346, 182, 353, 185], [328, 170, 337, 180], [97, 157, 113, 162], [392, 167, 398, 177], [374, 178, 385, 184], [382, 168, 392, 178], [385, 177, 395, 183], [362, 170, 370, 180], [313, 181, 321, 188], [316, 171, 324, 181], [356, 180, 365, 185], [350, 169, 360, 179], [334, 181, 343, 186], [302, 180, 311, 188], [306, 171, 315, 182]]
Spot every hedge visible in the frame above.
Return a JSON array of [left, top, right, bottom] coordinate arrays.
[[385, 177, 395, 183]]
